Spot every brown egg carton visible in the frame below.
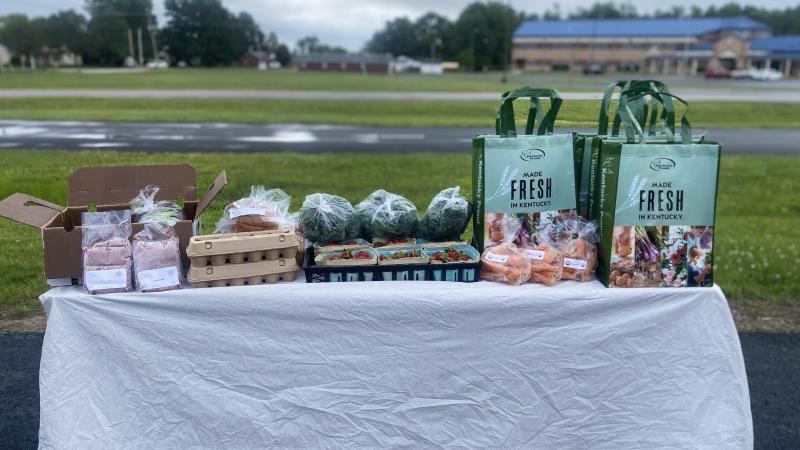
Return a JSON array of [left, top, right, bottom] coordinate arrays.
[[188, 258, 300, 288], [186, 229, 301, 267]]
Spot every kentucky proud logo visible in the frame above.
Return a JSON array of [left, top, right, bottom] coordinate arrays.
[[520, 148, 546, 162], [649, 157, 676, 171]]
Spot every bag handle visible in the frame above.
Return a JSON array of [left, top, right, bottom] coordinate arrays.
[[604, 80, 673, 137], [495, 87, 562, 137], [618, 90, 692, 144]]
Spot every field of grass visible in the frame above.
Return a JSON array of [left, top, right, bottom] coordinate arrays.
[[1, 97, 799, 128], [0, 150, 798, 322]]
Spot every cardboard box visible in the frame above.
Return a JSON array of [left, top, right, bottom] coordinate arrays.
[[0, 164, 227, 286]]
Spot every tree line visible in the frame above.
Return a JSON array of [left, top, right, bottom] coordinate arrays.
[[2, 1, 799, 68], [0, 0, 296, 67], [366, 1, 800, 71]]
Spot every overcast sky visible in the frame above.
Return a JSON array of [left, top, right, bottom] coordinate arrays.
[[2, 0, 797, 50]]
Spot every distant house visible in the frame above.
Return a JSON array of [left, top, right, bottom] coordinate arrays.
[[511, 16, 800, 76], [294, 53, 393, 74], [394, 56, 444, 75], [0, 43, 10, 67]]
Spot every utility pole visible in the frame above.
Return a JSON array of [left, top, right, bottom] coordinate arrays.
[[128, 29, 135, 64], [147, 9, 158, 62], [137, 28, 144, 66]]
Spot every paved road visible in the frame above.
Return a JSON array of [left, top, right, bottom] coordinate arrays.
[[1, 120, 797, 154], [2, 87, 800, 103], [1, 332, 798, 449]]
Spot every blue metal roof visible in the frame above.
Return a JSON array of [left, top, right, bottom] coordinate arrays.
[[514, 16, 769, 38], [750, 35, 800, 53]]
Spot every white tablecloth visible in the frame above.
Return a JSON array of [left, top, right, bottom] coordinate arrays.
[[39, 280, 752, 449]]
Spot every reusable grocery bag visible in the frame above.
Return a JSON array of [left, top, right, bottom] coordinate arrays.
[[472, 88, 578, 251], [595, 87, 720, 289], [577, 80, 705, 220]]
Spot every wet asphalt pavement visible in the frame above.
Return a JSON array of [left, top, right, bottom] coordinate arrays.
[[1, 332, 798, 449], [1, 120, 798, 154]]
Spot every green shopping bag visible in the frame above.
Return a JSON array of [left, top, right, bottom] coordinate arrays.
[[472, 87, 578, 251], [595, 87, 720, 288]]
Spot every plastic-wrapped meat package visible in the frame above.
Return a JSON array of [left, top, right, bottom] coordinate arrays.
[[82, 210, 133, 294], [480, 242, 531, 285], [215, 186, 294, 234], [133, 222, 182, 292], [522, 243, 563, 286]]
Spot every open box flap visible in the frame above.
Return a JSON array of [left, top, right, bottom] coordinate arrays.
[[0, 193, 64, 228], [67, 164, 198, 207], [195, 171, 227, 220]]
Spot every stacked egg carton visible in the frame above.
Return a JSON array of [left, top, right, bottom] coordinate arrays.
[[186, 229, 302, 288]]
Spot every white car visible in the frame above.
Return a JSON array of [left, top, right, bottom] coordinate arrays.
[[732, 67, 783, 81], [146, 60, 169, 69]]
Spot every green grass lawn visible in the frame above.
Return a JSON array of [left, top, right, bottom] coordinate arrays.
[[0, 150, 798, 319], [1, 97, 798, 128], [0, 68, 606, 92]]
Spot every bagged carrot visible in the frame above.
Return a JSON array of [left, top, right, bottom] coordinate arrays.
[[480, 242, 531, 285], [522, 243, 563, 286], [539, 216, 598, 282]]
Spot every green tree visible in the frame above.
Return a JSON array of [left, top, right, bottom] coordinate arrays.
[[237, 12, 264, 51], [85, 0, 156, 65], [365, 17, 416, 56], [45, 10, 89, 58], [296, 35, 345, 54], [0, 15, 46, 58], [275, 43, 291, 66], [162, 0, 248, 66], [570, 2, 638, 19], [451, 2, 522, 71]]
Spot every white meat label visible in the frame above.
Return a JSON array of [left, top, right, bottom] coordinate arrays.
[[563, 258, 588, 270], [229, 208, 266, 218], [524, 249, 545, 260], [484, 252, 509, 263], [85, 268, 128, 290], [137, 266, 180, 291]]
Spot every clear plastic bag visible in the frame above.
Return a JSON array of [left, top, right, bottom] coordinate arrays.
[[133, 222, 182, 292], [355, 189, 418, 240], [297, 193, 357, 244], [418, 186, 471, 241], [130, 185, 185, 226], [479, 241, 531, 285], [215, 186, 295, 234], [82, 210, 133, 294], [538, 216, 598, 282], [522, 243, 563, 286]]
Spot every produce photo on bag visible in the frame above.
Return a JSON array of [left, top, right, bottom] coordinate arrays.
[[609, 226, 635, 288], [633, 226, 664, 287], [661, 226, 689, 288], [686, 226, 714, 287]]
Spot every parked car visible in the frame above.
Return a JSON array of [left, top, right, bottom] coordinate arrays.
[[704, 68, 731, 79], [582, 63, 605, 75], [146, 60, 168, 69], [732, 67, 783, 81]]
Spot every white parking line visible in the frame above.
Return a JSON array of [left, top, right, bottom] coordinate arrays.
[[237, 131, 317, 143], [79, 142, 130, 148]]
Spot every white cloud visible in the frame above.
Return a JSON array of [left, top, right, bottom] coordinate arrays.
[[1, 0, 797, 51]]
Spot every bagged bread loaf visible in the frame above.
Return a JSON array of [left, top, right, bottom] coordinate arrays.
[[133, 222, 182, 292], [82, 210, 133, 294], [216, 186, 294, 234]]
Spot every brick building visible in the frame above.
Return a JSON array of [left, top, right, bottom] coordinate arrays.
[[512, 16, 800, 77]]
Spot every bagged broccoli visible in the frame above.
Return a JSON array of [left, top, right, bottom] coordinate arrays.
[[418, 186, 471, 241], [355, 189, 419, 240], [215, 186, 294, 234], [298, 193, 356, 244], [130, 185, 185, 226]]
